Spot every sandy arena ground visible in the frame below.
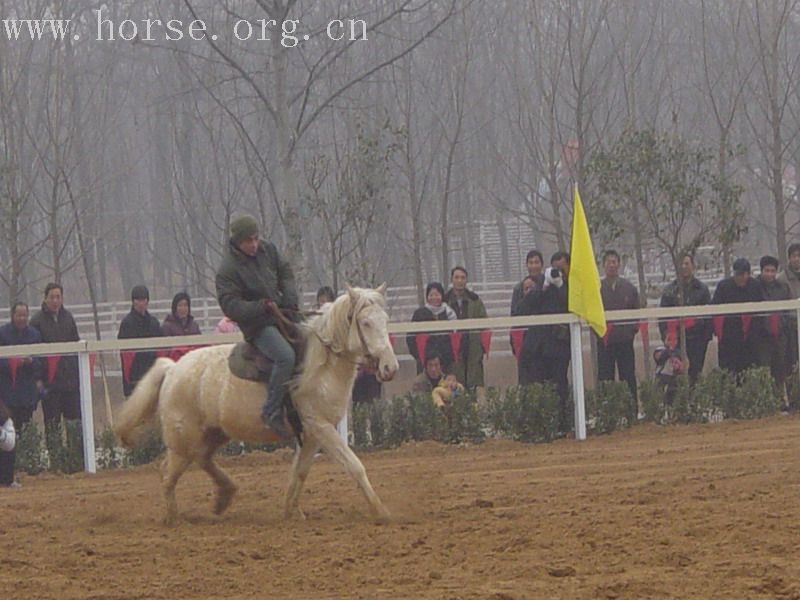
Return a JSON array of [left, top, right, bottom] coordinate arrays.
[[3, 415, 799, 600]]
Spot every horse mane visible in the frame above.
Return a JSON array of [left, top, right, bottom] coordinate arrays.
[[296, 287, 385, 390]]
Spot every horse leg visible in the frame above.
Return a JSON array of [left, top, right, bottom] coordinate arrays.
[[284, 437, 321, 520], [312, 423, 391, 523], [161, 449, 191, 526], [200, 428, 238, 516]]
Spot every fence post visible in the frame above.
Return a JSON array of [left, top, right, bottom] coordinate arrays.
[[337, 406, 349, 445], [78, 348, 97, 473], [570, 320, 587, 440], [796, 307, 800, 388]]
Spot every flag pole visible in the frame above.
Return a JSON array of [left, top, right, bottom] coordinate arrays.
[[570, 319, 587, 440], [568, 182, 604, 441]]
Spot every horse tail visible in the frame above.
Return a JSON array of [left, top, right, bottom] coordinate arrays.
[[115, 357, 175, 448]]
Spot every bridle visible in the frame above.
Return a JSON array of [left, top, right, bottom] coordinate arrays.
[[347, 302, 379, 364]]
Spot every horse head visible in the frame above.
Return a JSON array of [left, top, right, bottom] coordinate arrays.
[[344, 283, 399, 382]]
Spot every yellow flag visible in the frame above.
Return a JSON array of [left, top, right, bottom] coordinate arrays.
[[568, 186, 607, 337]]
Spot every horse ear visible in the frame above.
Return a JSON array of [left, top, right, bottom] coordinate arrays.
[[375, 282, 387, 296], [346, 284, 358, 303]]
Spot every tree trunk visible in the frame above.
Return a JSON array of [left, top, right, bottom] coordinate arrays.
[[631, 202, 652, 378]]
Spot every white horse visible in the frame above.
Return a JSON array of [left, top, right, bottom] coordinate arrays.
[[115, 285, 399, 524]]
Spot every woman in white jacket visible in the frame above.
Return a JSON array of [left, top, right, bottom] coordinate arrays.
[[0, 417, 14, 451], [0, 402, 17, 487]]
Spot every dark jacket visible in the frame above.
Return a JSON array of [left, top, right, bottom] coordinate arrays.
[[777, 267, 800, 299], [0, 324, 43, 409], [759, 276, 793, 339], [411, 371, 441, 395], [659, 277, 712, 343], [511, 275, 546, 316], [600, 277, 640, 344], [516, 281, 570, 359], [161, 314, 201, 337], [406, 307, 455, 373], [711, 276, 767, 344], [118, 308, 163, 397], [443, 288, 488, 388], [215, 240, 298, 341], [29, 304, 80, 392]]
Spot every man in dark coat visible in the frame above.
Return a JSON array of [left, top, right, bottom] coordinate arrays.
[[0, 302, 43, 486], [30, 282, 82, 465], [215, 215, 299, 438], [510, 250, 546, 384], [118, 285, 163, 397], [444, 267, 488, 390], [711, 258, 769, 378], [597, 250, 640, 411], [758, 255, 792, 398], [515, 251, 572, 433], [777, 243, 800, 409], [510, 249, 545, 315], [659, 254, 712, 385]]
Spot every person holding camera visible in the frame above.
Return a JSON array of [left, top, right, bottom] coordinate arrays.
[[515, 251, 572, 433], [597, 251, 640, 418]]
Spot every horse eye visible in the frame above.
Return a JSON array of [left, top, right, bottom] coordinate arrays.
[[361, 320, 371, 328]]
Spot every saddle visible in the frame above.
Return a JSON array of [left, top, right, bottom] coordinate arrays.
[[227, 334, 307, 382], [227, 333, 307, 439]]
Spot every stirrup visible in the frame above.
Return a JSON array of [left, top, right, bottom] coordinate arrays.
[[263, 409, 292, 439]]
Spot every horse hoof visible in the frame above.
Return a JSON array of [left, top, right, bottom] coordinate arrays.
[[284, 506, 307, 520], [213, 485, 238, 515], [374, 511, 392, 525], [163, 513, 180, 527]]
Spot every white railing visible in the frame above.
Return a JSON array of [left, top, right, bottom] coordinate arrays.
[[2, 297, 792, 474]]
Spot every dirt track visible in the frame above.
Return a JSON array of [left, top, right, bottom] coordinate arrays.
[[3, 416, 799, 599]]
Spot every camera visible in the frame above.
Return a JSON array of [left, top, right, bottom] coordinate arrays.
[[550, 267, 561, 278]]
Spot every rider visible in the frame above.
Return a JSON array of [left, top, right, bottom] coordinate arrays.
[[215, 215, 299, 439]]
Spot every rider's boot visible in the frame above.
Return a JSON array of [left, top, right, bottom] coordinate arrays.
[[262, 389, 291, 439]]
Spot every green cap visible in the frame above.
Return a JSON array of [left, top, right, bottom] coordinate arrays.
[[230, 215, 259, 244]]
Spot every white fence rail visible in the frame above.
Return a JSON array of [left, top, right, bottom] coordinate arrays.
[[1, 298, 793, 474]]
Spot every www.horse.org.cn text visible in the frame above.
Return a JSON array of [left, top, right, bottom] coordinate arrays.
[[2, 8, 369, 47]]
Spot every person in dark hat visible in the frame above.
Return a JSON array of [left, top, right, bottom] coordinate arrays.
[[215, 215, 299, 438], [658, 254, 712, 386], [118, 284, 163, 397], [757, 255, 793, 402], [30, 282, 82, 466], [711, 258, 769, 378], [162, 292, 202, 337]]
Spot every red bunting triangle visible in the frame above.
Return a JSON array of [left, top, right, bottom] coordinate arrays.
[[713, 316, 725, 341], [47, 356, 60, 384], [639, 320, 648, 339], [602, 322, 614, 347], [741, 315, 752, 340], [768, 314, 781, 339], [449, 331, 462, 359], [665, 320, 678, 348], [389, 334, 396, 348], [121, 351, 136, 384], [8, 357, 20, 388], [415, 334, 430, 367], [480, 330, 492, 356], [510, 329, 525, 357]]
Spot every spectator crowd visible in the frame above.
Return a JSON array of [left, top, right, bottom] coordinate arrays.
[[2, 240, 800, 486], [407, 245, 800, 431]]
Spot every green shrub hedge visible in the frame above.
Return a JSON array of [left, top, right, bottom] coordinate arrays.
[[11, 366, 787, 474]]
